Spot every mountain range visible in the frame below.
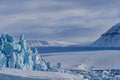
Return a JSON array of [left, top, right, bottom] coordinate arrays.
[[26, 23, 120, 48], [26, 40, 79, 47]]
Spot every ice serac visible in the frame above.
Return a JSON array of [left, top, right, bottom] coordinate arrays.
[[0, 34, 62, 72], [93, 23, 120, 47]]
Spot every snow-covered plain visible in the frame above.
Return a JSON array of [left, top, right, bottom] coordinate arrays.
[[43, 50, 120, 70]]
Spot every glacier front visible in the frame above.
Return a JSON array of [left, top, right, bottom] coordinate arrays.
[[0, 34, 62, 72]]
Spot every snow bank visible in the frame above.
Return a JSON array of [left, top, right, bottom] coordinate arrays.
[[0, 68, 85, 80]]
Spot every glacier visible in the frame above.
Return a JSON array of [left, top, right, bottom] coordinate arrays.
[[0, 34, 62, 72]]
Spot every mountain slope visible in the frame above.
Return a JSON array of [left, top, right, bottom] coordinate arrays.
[[93, 23, 120, 47]]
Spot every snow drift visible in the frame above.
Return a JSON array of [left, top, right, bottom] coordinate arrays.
[[0, 68, 85, 80]]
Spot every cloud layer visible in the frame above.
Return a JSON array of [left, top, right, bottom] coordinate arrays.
[[0, 0, 120, 42]]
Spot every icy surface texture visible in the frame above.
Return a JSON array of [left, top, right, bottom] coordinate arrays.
[[0, 34, 62, 72]]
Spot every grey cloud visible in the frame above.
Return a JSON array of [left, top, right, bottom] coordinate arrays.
[[0, 0, 119, 42]]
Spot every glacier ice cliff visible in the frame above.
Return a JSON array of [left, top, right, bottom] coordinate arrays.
[[0, 34, 63, 72]]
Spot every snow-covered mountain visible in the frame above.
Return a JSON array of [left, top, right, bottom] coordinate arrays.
[[26, 40, 79, 47], [93, 23, 120, 47]]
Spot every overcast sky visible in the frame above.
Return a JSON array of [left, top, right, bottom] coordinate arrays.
[[0, 0, 120, 43]]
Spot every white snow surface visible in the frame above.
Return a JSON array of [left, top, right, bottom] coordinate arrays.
[[0, 68, 84, 80], [43, 50, 120, 70]]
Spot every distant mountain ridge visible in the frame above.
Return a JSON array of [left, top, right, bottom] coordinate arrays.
[[26, 40, 79, 47], [93, 23, 120, 47]]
